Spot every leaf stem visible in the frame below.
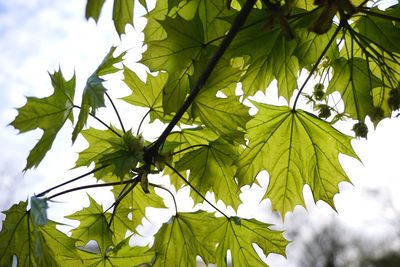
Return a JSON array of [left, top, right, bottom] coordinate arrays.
[[165, 162, 229, 219], [149, 183, 177, 215], [47, 177, 139, 200], [36, 165, 109, 197], [360, 8, 400, 23], [143, 0, 257, 163], [107, 178, 139, 226], [73, 105, 121, 137], [105, 91, 126, 133], [171, 144, 209, 156], [292, 23, 342, 110], [137, 109, 150, 135]]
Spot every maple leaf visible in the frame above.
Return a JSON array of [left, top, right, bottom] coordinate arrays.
[[175, 139, 241, 208], [236, 103, 358, 215], [112, 0, 134, 36], [141, 14, 209, 113], [228, 10, 299, 99], [168, 0, 235, 43], [112, 185, 166, 233], [355, 8, 400, 54], [152, 212, 216, 266], [166, 127, 219, 189], [210, 216, 288, 266], [85, 0, 106, 22], [0, 201, 81, 266], [77, 237, 154, 266], [65, 195, 114, 254], [72, 46, 126, 142], [10, 69, 75, 171], [192, 92, 251, 142], [122, 66, 168, 122], [327, 57, 382, 121]]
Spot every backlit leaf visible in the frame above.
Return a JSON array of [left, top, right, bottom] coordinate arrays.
[[152, 212, 216, 266], [85, 0, 106, 22], [209, 216, 287, 266], [236, 104, 358, 215], [65, 195, 113, 254], [72, 47, 125, 142], [175, 139, 241, 208], [112, 0, 134, 36], [77, 237, 154, 266], [327, 57, 382, 121], [10, 69, 75, 171], [0, 201, 81, 266]]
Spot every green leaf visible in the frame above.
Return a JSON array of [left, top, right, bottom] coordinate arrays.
[[65, 195, 113, 254], [105, 207, 135, 242], [175, 139, 241, 208], [112, 0, 134, 36], [168, 0, 235, 43], [327, 57, 382, 121], [152, 212, 216, 266], [72, 47, 125, 143], [85, 0, 106, 22], [192, 92, 251, 142], [30, 197, 48, 226], [98, 131, 144, 180], [122, 67, 168, 122], [10, 69, 75, 171], [295, 24, 339, 70], [209, 216, 288, 266], [78, 237, 154, 266], [112, 186, 166, 233], [236, 104, 358, 215], [141, 15, 206, 113], [355, 9, 400, 54], [0, 201, 81, 266], [228, 11, 299, 99], [166, 127, 219, 189]]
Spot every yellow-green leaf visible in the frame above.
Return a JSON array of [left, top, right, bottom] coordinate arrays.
[[236, 104, 358, 215]]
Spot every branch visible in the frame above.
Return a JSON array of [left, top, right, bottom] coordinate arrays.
[[143, 0, 257, 163]]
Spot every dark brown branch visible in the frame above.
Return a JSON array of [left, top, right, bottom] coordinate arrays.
[[143, 0, 257, 164]]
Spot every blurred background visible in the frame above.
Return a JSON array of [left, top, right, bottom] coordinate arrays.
[[1, 1, 400, 266]]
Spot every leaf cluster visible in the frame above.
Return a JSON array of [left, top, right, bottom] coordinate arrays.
[[2, 0, 400, 266]]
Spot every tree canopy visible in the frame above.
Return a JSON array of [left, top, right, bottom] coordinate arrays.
[[1, 0, 400, 266]]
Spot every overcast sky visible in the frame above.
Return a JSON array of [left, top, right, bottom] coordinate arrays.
[[1, 1, 400, 266]]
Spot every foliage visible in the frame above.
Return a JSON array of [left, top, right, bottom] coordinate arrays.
[[2, 0, 400, 266]]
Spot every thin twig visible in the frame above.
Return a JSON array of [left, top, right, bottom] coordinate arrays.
[[105, 91, 126, 133], [73, 105, 121, 137], [47, 177, 139, 200], [292, 23, 342, 110], [108, 178, 139, 226], [36, 165, 109, 197], [150, 183, 177, 215], [171, 144, 209, 156], [137, 109, 150, 135], [165, 162, 229, 219], [143, 0, 257, 163]]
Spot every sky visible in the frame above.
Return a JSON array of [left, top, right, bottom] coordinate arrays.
[[0, 1, 400, 266]]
